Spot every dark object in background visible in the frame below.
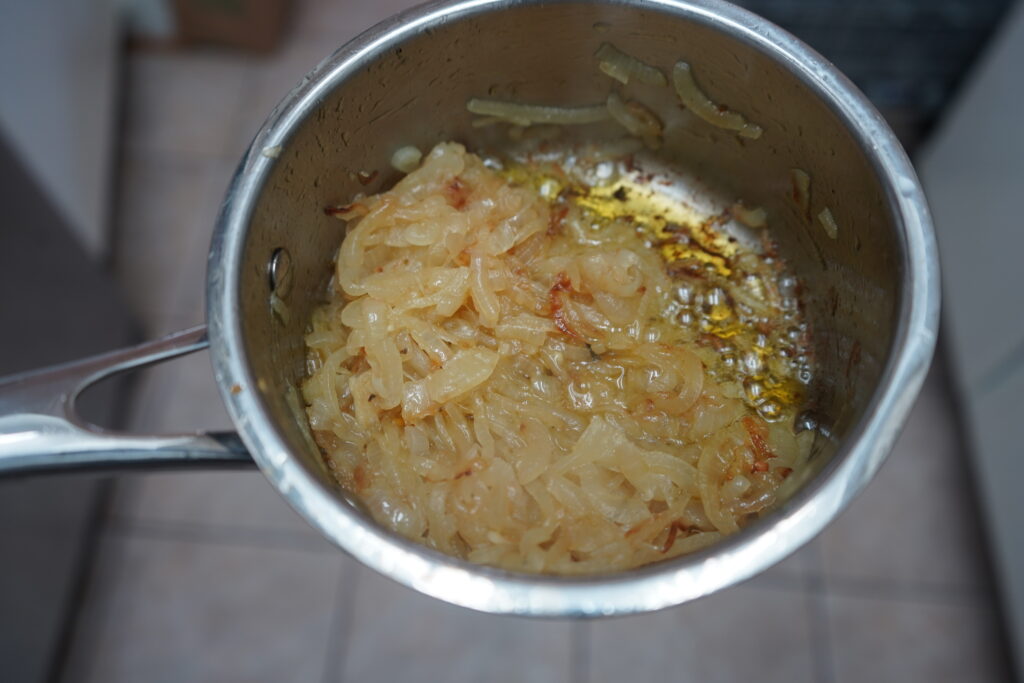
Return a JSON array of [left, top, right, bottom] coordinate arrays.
[[173, 0, 293, 52], [0, 131, 135, 681], [738, 0, 1014, 151]]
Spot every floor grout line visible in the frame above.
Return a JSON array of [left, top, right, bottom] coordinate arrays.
[[220, 66, 266, 161], [104, 516, 335, 554], [58, 525, 136, 683], [807, 585, 836, 683], [571, 619, 591, 683], [805, 544, 837, 683], [122, 128, 251, 167], [822, 574, 988, 605], [750, 560, 987, 607], [747, 571, 809, 593], [109, 511, 997, 607], [321, 564, 362, 683], [47, 478, 118, 683], [119, 144, 216, 165]]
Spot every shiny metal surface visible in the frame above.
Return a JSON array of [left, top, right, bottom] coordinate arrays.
[[268, 247, 293, 298], [0, 326, 250, 473], [207, 0, 939, 615]]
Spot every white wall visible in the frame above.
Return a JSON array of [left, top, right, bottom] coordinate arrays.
[[0, 0, 121, 258], [919, 0, 1024, 672]]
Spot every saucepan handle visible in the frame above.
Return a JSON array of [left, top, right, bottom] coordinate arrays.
[[0, 325, 253, 475]]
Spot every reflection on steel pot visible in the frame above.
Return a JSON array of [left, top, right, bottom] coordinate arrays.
[[0, 0, 938, 616]]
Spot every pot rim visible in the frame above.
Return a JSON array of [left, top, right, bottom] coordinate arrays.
[[207, 0, 939, 616]]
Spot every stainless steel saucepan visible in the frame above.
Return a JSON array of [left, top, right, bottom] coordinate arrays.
[[0, 0, 939, 616]]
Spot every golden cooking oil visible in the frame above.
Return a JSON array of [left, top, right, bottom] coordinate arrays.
[[496, 144, 813, 424]]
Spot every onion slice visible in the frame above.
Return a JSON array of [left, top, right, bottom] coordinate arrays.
[[467, 98, 610, 126], [470, 116, 505, 128], [606, 92, 663, 149], [790, 168, 811, 218], [730, 202, 767, 228], [671, 61, 762, 139], [818, 207, 839, 239], [390, 145, 423, 174], [595, 42, 668, 87], [269, 292, 290, 325]]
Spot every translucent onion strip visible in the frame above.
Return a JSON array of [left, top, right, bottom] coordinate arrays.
[[467, 98, 610, 126], [595, 42, 668, 86], [818, 207, 839, 239], [790, 168, 811, 218], [390, 145, 423, 173], [301, 143, 814, 575], [671, 61, 763, 139], [606, 92, 663, 149], [730, 201, 767, 228]]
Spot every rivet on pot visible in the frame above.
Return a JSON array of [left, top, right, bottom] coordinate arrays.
[[268, 247, 293, 297]]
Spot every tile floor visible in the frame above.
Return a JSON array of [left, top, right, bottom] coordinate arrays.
[[60, 1, 1013, 680]]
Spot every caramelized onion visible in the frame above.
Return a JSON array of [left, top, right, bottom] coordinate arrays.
[[390, 145, 423, 173], [595, 42, 668, 86], [467, 98, 610, 126], [302, 143, 812, 575], [606, 92, 663, 149], [790, 168, 811, 218], [731, 201, 767, 228], [818, 207, 839, 239], [671, 61, 763, 139]]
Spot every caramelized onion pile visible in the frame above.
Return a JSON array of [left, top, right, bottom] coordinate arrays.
[[302, 143, 811, 574]]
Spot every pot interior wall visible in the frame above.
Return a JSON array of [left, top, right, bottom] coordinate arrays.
[[231, 2, 902, 520]]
